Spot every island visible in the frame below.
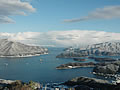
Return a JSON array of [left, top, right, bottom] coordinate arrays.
[[0, 39, 48, 57], [56, 60, 120, 79], [56, 62, 97, 69]]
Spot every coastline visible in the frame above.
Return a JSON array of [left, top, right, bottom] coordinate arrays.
[[0, 53, 48, 58], [56, 65, 95, 69]]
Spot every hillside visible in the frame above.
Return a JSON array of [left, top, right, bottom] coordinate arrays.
[[0, 39, 48, 57], [57, 42, 120, 58]]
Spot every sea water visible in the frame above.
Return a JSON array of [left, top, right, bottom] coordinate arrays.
[[0, 47, 104, 84]]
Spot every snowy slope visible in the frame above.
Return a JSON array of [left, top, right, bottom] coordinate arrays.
[[57, 42, 120, 58], [0, 39, 48, 57]]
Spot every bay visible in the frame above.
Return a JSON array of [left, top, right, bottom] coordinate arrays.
[[0, 47, 95, 84]]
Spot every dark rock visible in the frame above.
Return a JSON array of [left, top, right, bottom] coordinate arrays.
[[94, 57, 118, 62], [0, 80, 40, 90], [74, 85, 92, 90], [63, 76, 115, 90], [93, 64, 119, 74], [93, 61, 120, 75]]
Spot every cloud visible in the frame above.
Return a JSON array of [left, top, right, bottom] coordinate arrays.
[[0, 30, 120, 47], [0, 0, 36, 23], [64, 5, 120, 23]]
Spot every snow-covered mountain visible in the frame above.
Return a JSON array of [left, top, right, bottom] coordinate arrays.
[[86, 42, 120, 55], [0, 39, 48, 57], [57, 42, 120, 58]]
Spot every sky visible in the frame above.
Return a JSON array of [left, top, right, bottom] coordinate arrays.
[[0, 0, 120, 47]]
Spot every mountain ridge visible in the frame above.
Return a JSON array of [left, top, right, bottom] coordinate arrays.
[[57, 42, 120, 58], [0, 39, 48, 57]]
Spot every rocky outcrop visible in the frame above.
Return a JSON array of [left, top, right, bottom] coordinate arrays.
[[93, 61, 120, 75], [0, 80, 40, 90], [93, 64, 119, 74], [63, 76, 115, 90], [56, 42, 120, 58], [0, 79, 15, 84], [0, 39, 48, 57]]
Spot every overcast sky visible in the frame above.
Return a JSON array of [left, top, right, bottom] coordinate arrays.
[[0, 0, 120, 47]]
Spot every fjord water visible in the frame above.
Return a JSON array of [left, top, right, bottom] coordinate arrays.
[[0, 47, 94, 84]]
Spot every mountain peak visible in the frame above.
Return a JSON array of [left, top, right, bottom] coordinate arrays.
[[0, 39, 48, 57]]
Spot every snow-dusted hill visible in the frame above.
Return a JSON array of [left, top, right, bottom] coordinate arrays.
[[0, 39, 48, 57], [57, 42, 120, 58], [86, 42, 120, 55]]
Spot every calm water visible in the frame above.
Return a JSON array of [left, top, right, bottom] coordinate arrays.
[[0, 47, 97, 84]]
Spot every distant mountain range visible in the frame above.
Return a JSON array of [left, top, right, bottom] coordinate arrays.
[[0, 39, 48, 57], [57, 42, 120, 58]]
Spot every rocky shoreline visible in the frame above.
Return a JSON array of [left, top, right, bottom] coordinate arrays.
[[0, 79, 41, 90], [55, 42, 120, 89], [56, 61, 120, 81], [1, 76, 120, 90], [63, 76, 120, 90], [0, 52, 48, 58], [56, 61, 115, 70], [56, 62, 96, 69], [93, 61, 120, 74], [89, 57, 119, 62]]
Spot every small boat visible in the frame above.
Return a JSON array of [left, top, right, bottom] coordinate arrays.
[[4, 63, 8, 66], [40, 59, 43, 64], [40, 59, 43, 62]]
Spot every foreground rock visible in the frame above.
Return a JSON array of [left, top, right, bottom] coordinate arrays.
[[0, 79, 15, 84], [0, 80, 40, 90], [63, 76, 118, 90], [56, 42, 120, 58], [0, 39, 48, 57]]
